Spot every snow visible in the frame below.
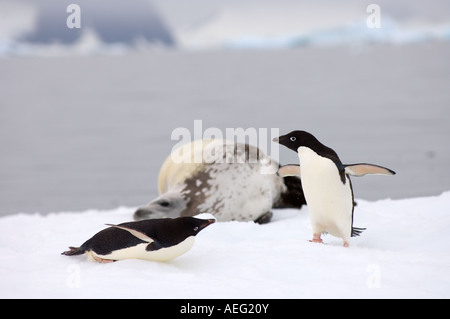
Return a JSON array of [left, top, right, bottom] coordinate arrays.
[[1, 192, 449, 299]]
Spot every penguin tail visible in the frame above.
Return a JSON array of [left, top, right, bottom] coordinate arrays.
[[351, 227, 366, 237], [61, 246, 85, 256]]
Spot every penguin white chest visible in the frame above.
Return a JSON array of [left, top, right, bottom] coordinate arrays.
[[298, 147, 353, 239]]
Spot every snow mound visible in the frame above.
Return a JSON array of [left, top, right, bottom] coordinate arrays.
[[1, 192, 449, 298]]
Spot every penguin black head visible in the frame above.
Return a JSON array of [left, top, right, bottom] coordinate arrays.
[[273, 130, 341, 163], [273, 130, 323, 152], [175, 217, 216, 238]]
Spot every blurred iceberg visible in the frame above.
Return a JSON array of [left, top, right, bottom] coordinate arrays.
[[0, 0, 174, 56], [225, 18, 450, 50], [1, 0, 450, 56]]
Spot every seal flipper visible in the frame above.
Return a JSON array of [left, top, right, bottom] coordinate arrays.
[[273, 173, 307, 209], [254, 211, 273, 224], [344, 164, 395, 177], [105, 224, 154, 243]]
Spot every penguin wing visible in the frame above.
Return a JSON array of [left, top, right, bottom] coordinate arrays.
[[105, 224, 155, 243], [344, 163, 396, 177], [277, 164, 301, 177]]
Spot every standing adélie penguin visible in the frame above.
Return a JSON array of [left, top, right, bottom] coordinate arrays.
[[62, 217, 215, 262], [273, 130, 395, 247]]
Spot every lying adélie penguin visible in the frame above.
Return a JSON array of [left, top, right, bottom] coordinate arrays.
[[61, 216, 215, 262], [273, 130, 395, 247], [134, 139, 306, 224]]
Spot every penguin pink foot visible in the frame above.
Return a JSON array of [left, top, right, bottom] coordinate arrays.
[[309, 234, 323, 244], [90, 253, 115, 263]]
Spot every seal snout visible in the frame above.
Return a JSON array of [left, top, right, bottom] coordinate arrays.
[[133, 207, 165, 220], [133, 207, 150, 220]]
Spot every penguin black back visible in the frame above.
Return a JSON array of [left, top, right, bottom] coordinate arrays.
[[120, 217, 213, 246]]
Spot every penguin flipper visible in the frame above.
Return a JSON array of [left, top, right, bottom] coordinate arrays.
[[277, 164, 301, 177], [105, 224, 155, 243], [344, 163, 395, 177], [146, 240, 165, 251]]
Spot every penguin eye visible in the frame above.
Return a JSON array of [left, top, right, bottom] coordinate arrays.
[[194, 226, 199, 231], [290, 136, 296, 142]]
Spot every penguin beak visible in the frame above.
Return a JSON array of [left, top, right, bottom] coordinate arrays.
[[272, 137, 279, 143], [200, 219, 216, 230]]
